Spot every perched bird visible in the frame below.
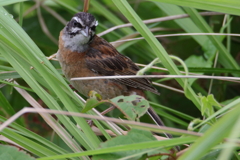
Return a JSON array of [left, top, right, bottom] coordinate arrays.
[[57, 12, 170, 137]]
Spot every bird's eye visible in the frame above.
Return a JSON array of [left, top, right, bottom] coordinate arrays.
[[73, 21, 82, 28]]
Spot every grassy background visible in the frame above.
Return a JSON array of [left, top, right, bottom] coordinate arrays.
[[0, 0, 240, 159]]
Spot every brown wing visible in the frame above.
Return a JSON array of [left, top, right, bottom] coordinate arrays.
[[85, 35, 159, 95]]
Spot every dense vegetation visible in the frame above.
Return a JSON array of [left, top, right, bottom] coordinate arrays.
[[0, 0, 240, 160]]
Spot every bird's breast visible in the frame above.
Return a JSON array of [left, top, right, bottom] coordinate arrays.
[[57, 49, 128, 99]]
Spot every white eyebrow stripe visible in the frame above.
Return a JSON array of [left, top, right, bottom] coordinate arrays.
[[71, 27, 80, 33], [72, 17, 84, 26], [90, 20, 98, 27]]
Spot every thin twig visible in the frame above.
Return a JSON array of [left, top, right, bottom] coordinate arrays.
[[13, 81, 83, 152], [0, 107, 202, 136], [0, 79, 13, 89], [83, 0, 90, 12], [208, 14, 229, 94], [36, 0, 58, 44], [41, 4, 67, 25], [15, 2, 39, 22], [101, 106, 116, 115], [91, 126, 168, 140], [98, 12, 224, 36], [73, 91, 124, 135], [152, 82, 184, 94], [47, 53, 57, 60], [112, 27, 180, 47], [0, 135, 24, 149], [110, 33, 240, 44], [135, 63, 240, 84], [71, 75, 240, 81]]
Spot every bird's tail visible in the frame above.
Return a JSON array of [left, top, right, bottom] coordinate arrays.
[[147, 107, 181, 151], [147, 107, 173, 138]]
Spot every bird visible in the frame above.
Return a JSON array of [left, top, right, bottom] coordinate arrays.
[[57, 12, 171, 138]]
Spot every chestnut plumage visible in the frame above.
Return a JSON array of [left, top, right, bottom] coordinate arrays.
[[57, 12, 171, 138]]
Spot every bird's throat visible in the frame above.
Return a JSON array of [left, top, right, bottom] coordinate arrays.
[[62, 29, 91, 52]]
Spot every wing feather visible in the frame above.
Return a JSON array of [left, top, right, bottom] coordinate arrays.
[[85, 36, 159, 95]]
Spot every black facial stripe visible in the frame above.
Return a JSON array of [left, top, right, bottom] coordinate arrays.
[[69, 31, 79, 38], [91, 25, 96, 31], [73, 20, 82, 28]]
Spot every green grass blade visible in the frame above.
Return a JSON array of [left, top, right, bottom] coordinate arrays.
[[0, 0, 27, 6], [91, 1, 133, 35], [179, 103, 240, 160], [0, 92, 24, 126], [2, 128, 58, 157], [37, 137, 196, 160], [18, 2, 23, 26], [154, 3, 209, 47], [0, 6, 100, 149], [150, 0, 240, 16], [112, 0, 201, 109], [0, 116, 74, 156], [184, 8, 239, 71]]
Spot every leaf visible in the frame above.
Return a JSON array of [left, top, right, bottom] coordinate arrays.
[[151, 0, 240, 16], [199, 94, 221, 121], [200, 149, 221, 160], [202, 39, 217, 62], [200, 94, 222, 116], [112, 0, 201, 110], [0, 0, 27, 6], [111, 95, 150, 121], [199, 124, 211, 133], [184, 7, 239, 73], [221, 96, 240, 106], [92, 129, 159, 160], [200, 96, 214, 116], [0, 71, 21, 79], [0, 144, 35, 160], [81, 90, 105, 113], [207, 95, 222, 110], [184, 39, 217, 89], [81, 98, 105, 113], [185, 39, 216, 85], [185, 55, 212, 68], [0, 91, 16, 117], [178, 102, 240, 160]]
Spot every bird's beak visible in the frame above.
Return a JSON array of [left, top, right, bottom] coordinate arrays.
[[81, 26, 90, 37]]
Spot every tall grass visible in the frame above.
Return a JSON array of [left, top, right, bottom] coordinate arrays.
[[0, 0, 240, 159]]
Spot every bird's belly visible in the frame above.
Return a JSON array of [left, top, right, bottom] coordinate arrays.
[[71, 78, 128, 99], [60, 62, 128, 99]]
